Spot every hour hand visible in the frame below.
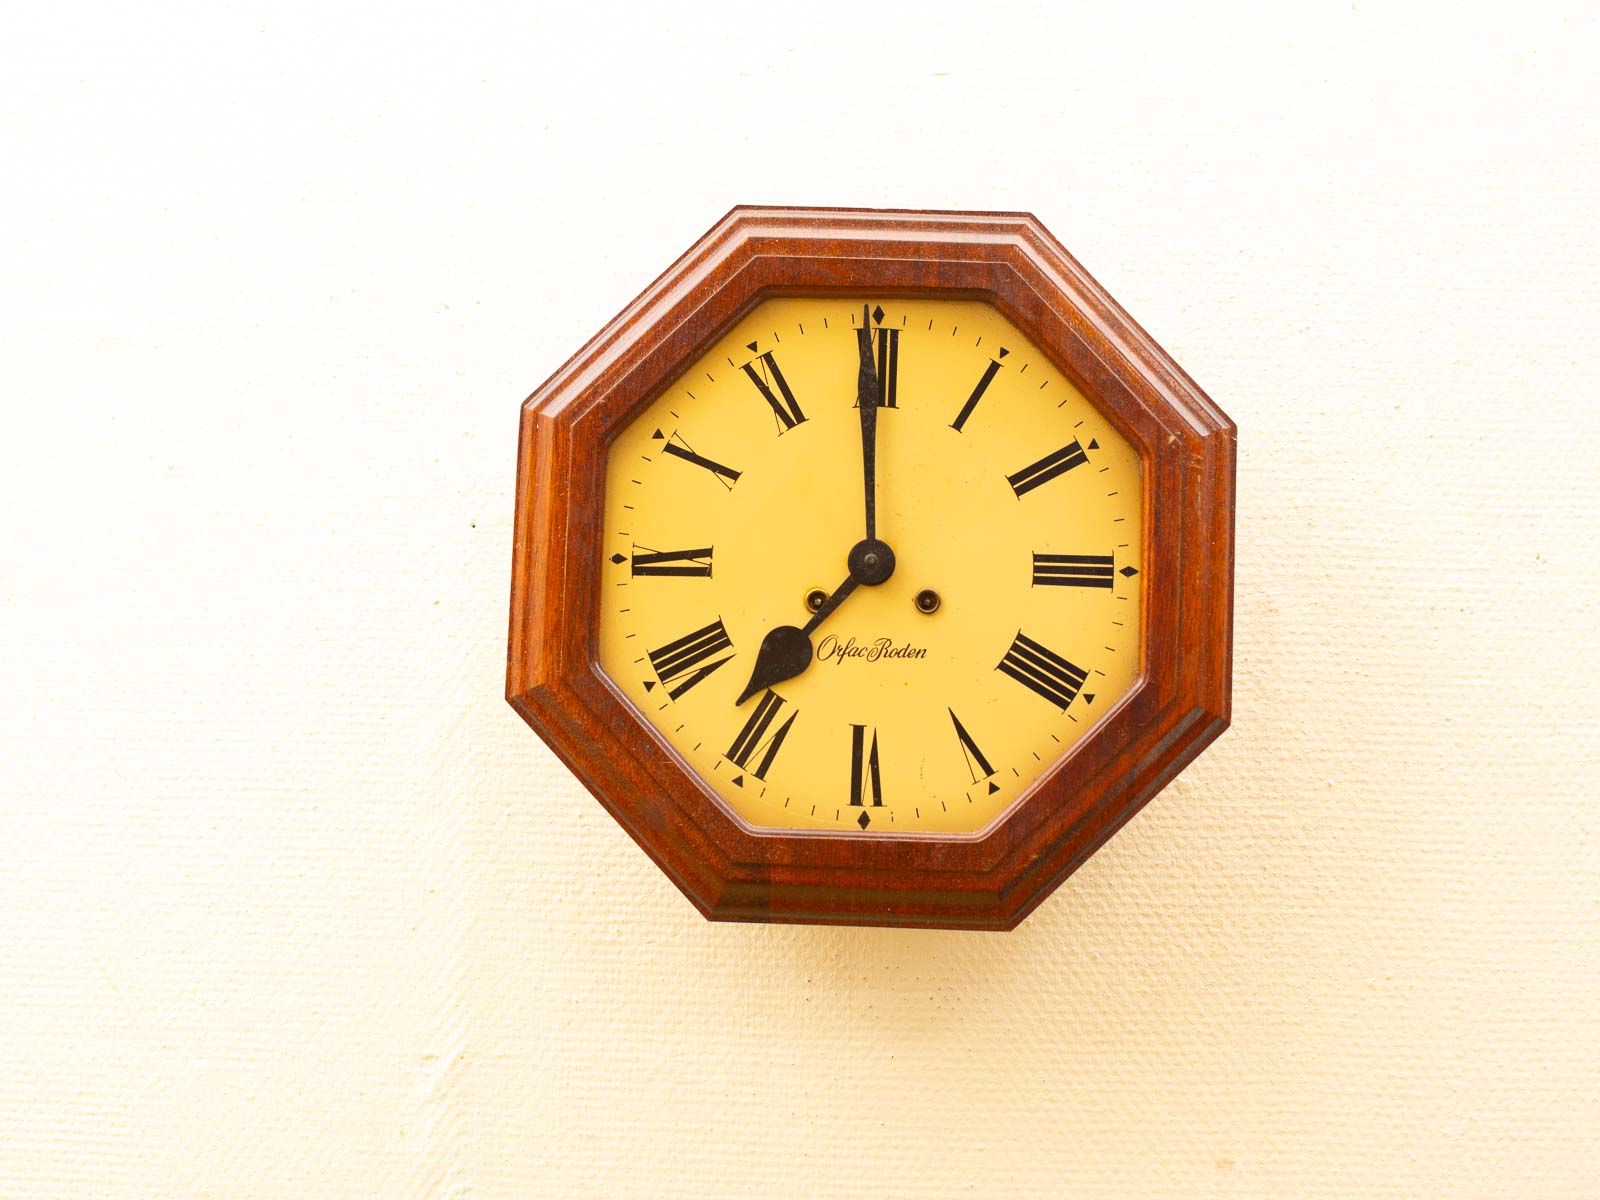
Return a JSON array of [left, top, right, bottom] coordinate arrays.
[[734, 570, 864, 704], [734, 624, 815, 705], [734, 534, 897, 704]]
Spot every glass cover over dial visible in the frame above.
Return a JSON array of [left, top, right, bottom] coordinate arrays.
[[598, 297, 1142, 836]]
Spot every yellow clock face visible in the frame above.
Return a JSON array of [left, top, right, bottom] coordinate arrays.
[[598, 296, 1143, 836]]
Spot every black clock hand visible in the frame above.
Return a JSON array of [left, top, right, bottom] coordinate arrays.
[[734, 308, 894, 707], [734, 538, 895, 705], [856, 303, 880, 540], [734, 575, 856, 705]]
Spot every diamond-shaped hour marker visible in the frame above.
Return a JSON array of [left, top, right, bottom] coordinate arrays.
[[610, 553, 627, 565], [857, 811, 871, 829], [871, 305, 885, 325], [1120, 566, 1138, 577]]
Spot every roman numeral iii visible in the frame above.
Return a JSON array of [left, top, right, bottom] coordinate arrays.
[[1007, 439, 1089, 496], [741, 350, 807, 431], [725, 690, 797, 780], [849, 724, 883, 807], [1032, 553, 1114, 588], [996, 631, 1088, 710], [629, 545, 713, 577], [647, 619, 734, 699]]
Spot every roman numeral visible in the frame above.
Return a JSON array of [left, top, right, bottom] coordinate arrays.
[[646, 619, 734, 699], [1032, 553, 1115, 588], [948, 708, 996, 786], [741, 350, 806, 431], [1007, 439, 1089, 497], [950, 358, 1003, 431], [630, 545, 713, 577], [725, 690, 797, 780], [996, 631, 1088, 710], [660, 431, 740, 489], [849, 724, 883, 808], [874, 327, 899, 408]]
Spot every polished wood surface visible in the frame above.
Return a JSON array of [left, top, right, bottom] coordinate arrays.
[[508, 207, 1235, 929]]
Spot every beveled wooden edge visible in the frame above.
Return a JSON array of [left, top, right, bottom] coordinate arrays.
[[508, 206, 1234, 929]]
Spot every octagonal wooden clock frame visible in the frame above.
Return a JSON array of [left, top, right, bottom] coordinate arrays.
[[507, 206, 1234, 930]]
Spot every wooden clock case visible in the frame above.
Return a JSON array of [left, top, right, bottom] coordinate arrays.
[[507, 206, 1234, 930]]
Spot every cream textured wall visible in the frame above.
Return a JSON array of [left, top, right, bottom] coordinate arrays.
[[3, 3, 1597, 1196]]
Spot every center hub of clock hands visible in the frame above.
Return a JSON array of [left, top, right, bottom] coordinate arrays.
[[847, 536, 895, 586], [734, 305, 900, 707]]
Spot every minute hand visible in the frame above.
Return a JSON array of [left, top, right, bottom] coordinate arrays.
[[856, 305, 880, 540]]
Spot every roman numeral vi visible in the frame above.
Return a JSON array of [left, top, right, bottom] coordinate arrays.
[[849, 724, 883, 808]]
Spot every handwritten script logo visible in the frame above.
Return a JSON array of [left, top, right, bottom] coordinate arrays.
[[816, 635, 929, 665]]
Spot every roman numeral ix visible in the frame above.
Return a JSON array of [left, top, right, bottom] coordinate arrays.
[[646, 619, 734, 700], [996, 631, 1088, 710], [628, 545, 713, 577]]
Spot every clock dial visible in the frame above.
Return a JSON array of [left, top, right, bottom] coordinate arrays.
[[598, 297, 1143, 835]]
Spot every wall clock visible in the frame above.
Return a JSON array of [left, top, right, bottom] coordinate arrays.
[[507, 207, 1234, 929]]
